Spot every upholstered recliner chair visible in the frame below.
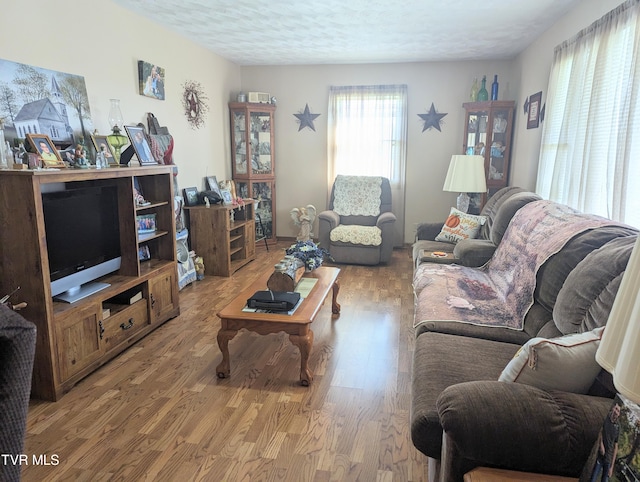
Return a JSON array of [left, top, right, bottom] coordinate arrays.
[[318, 175, 396, 265]]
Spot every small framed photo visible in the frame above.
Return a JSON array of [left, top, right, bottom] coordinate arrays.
[[206, 175, 223, 197], [527, 91, 542, 129], [90, 135, 117, 166], [26, 134, 65, 168], [124, 125, 157, 165], [220, 189, 233, 205], [218, 179, 237, 200], [136, 214, 157, 234], [138, 245, 151, 261], [183, 187, 199, 206]]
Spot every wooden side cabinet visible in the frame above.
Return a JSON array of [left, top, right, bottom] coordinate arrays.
[[229, 101, 277, 246], [462, 100, 515, 208], [0, 166, 180, 401], [185, 200, 256, 277]]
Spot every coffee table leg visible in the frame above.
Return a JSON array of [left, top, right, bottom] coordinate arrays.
[[290, 329, 314, 386], [331, 279, 341, 314], [216, 328, 238, 378]]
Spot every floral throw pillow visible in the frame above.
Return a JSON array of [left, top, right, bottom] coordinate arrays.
[[435, 207, 487, 244]]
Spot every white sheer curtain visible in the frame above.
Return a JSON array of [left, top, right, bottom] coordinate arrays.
[[327, 84, 407, 245], [536, 0, 640, 228]]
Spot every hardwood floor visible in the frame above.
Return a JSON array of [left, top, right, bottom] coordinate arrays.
[[21, 243, 428, 481]]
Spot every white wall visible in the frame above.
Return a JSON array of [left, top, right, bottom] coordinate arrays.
[[1, 0, 241, 192]]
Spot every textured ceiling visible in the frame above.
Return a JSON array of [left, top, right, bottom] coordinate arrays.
[[112, 0, 582, 65]]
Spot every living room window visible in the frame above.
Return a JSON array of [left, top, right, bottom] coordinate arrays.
[[536, 0, 640, 228], [327, 84, 407, 245]]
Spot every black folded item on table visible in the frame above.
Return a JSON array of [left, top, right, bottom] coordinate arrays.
[[247, 290, 300, 312]]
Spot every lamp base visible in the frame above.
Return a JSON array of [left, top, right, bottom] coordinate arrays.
[[456, 192, 470, 213]]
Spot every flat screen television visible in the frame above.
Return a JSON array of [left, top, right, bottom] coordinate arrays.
[[42, 185, 122, 303]]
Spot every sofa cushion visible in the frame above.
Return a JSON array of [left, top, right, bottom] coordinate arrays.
[[329, 224, 382, 246], [488, 193, 543, 246], [411, 332, 519, 459], [498, 327, 604, 394], [435, 207, 486, 244], [535, 225, 638, 314], [553, 234, 638, 334], [478, 186, 528, 240]]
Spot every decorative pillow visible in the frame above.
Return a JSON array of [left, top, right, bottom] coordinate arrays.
[[435, 207, 486, 244], [498, 327, 604, 394]]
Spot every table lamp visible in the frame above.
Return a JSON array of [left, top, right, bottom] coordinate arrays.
[[596, 235, 640, 403], [442, 155, 487, 213], [106, 99, 129, 164]]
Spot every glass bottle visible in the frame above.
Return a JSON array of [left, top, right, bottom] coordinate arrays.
[[470, 78, 479, 101], [491, 75, 499, 101], [477, 76, 489, 101]]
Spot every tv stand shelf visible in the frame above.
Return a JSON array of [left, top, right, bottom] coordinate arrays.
[[0, 166, 180, 401]]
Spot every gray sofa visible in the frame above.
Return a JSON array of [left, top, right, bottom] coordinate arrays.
[[0, 304, 37, 482], [318, 176, 396, 265], [413, 187, 541, 268], [410, 200, 638, 481]]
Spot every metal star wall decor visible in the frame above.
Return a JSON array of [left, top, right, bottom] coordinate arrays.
[[418, 103, 447, 132], [294, 104, 321, 131]]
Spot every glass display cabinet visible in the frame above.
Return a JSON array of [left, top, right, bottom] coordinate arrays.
[[462, 100, 515, 209], [229, 101, 277, 246]]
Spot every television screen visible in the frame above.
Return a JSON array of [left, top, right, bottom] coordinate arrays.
[[42, 185, 121, 301]]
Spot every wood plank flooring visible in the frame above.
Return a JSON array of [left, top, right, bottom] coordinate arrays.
[[21, 243, 427, 481]]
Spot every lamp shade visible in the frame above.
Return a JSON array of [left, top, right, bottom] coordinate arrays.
[[596, 235, 640, 403], [443, 155, 487, 193]]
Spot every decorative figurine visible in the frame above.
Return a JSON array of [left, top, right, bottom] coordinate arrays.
[[74, 143, 89, 168], [290, 205, 317, 242]]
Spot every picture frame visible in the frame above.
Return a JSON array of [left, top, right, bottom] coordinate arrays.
[[124, 125, 157, 165], [206, 176, 223, 197], [137, 60, 165, 101], [90, 135, 117, 166], [527, 91, 542, 129], [220, 189, 233, 205], [138, 245, 151, 262], [183, 187, 199, 206], [218, 179, 237, 200], [136, 214, 157, 234], [25, 133, 65, 168]]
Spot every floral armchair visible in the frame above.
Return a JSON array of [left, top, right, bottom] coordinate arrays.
[[318, 175, 396, 265]]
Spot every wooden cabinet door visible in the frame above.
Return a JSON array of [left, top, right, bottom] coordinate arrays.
[[148, 268, 179, 324], [55, 303, 103, 381]]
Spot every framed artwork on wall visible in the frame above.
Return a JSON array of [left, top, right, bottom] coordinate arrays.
[[527, 91, 542, 129]]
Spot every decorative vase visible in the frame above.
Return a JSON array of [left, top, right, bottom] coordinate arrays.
[[477, 76, 489, 101]]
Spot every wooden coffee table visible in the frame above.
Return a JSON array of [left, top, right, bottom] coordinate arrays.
[[216, 266, 341, 386]]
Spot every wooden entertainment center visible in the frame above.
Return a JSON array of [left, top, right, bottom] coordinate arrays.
[[0, 166, 180, 401]]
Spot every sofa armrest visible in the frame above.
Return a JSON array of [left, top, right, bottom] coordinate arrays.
[[416, 222, 444, 241], [453, 238, 497, 267], [436, 381, 612, 480], [376, 211, 396, 228], [317, 210, 340, 248], [318, 210, 340, 228]]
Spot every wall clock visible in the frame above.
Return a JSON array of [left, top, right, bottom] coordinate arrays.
[[181, 80, 209, 129]]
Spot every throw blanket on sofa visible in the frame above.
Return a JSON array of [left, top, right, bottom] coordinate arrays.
[[333, 175, 382, 216], [413, 200, 614, 330]]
